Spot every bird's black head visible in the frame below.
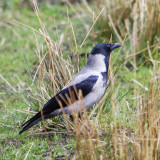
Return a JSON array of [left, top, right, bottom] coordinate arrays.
[[90, 43, 121, 56]]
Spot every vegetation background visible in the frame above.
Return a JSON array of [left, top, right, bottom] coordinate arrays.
[[0, 0, 160, 159]]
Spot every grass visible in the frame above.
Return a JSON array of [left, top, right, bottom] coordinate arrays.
[[0, 0, 160, 159], [0, 1, 78, 159]]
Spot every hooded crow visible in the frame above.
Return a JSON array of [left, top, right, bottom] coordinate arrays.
[[19, 43, 121, 134]]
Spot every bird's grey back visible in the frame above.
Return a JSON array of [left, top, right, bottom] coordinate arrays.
[[66, 54, 107, 87]]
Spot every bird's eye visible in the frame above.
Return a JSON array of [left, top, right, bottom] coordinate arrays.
[[108, 44, 111, 47]]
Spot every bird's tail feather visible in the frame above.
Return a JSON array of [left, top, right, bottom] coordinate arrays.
[[19, 117, 42, 134], [21, 112, 41, 127], [19, 111, 50, 134]]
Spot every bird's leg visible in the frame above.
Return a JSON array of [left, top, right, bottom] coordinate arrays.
[[69, 115, 74, 122], [70, 112, 91, 135], [69, 112, 83, 122]]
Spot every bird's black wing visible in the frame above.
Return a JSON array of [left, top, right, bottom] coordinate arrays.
[[19, 75, 98, 134]]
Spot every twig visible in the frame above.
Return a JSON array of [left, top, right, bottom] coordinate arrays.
[[24, 143, 33, 160], [80, 8, 105, 48]]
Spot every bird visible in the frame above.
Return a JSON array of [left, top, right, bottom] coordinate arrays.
[[19, 42, 121, 134]]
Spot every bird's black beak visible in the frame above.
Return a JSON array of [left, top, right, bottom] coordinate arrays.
[[111, 43, 121, 51]]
